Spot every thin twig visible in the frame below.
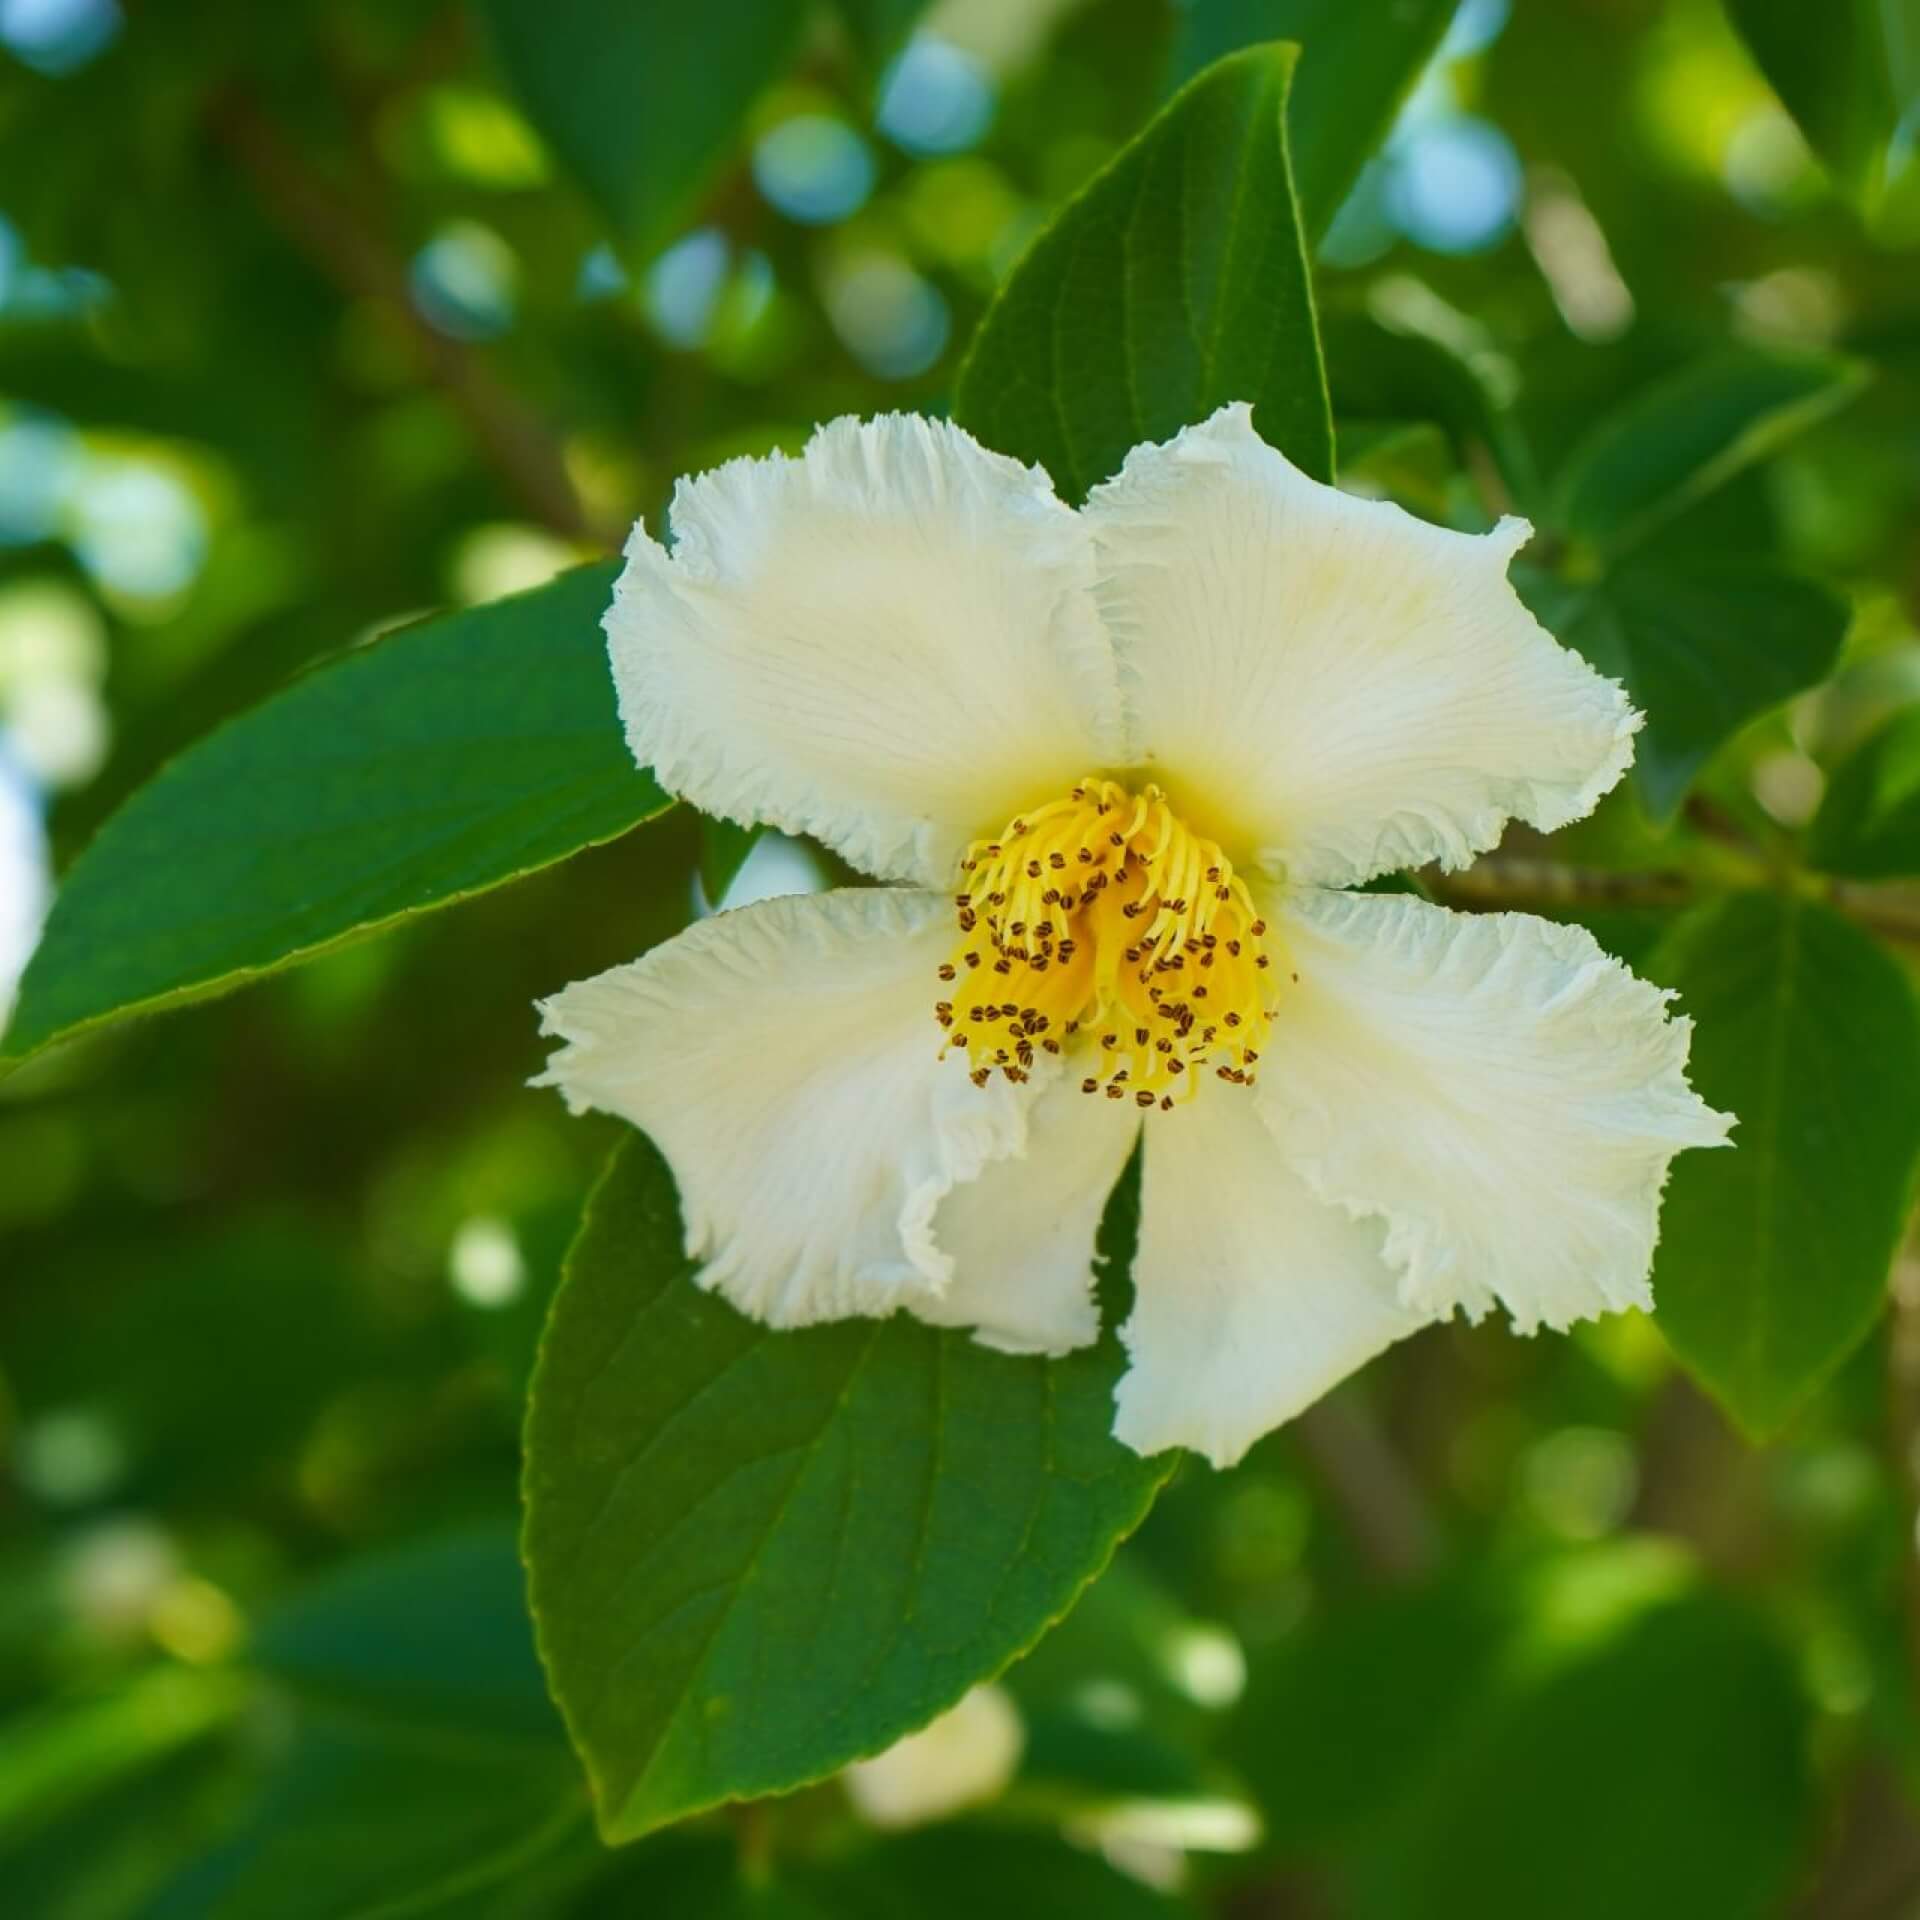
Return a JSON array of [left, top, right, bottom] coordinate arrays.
[[1427, 858, 1920, 951]]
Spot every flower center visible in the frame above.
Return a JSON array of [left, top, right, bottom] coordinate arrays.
[[933, 777, 1278, 1109]]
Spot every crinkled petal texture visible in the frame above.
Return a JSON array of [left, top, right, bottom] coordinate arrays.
[[917, 1081, 1140, 1356], [537, 889, 1035, 1327], [1261, 888, 1732, 1333], [605, 414, 1123, 888], [1084, 405, 1638, 887], [1117, 1091, 1429, 1468]]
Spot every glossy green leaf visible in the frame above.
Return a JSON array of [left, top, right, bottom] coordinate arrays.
[[1647, 893, 1920, 1434], [523, 1136, 1172, 1843], [4, 563, 664, 1064], [1552, 350, 1868, 558], [1809, 707, 1920, 876], [1518, 561, 1847, 819], [952, 44, 1331, 499], [479, 0, 808, 254], [1725, 0, 1920, 237], [1167, 0, 1460, 240]]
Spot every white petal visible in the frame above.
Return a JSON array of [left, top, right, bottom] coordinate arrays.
[[607, 414, 1123, 887], [1084, 404, 1637, 887], [536, 888, 1031, 1327], [1115, 1092, 1427, 1468], [1263, 887, 1732, 1333], [919, 1080, 1140, 1355]]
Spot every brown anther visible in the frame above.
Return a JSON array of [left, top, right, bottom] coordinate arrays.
[[1134, 1089, 1156, 1108], [937, 963, 957, 982]]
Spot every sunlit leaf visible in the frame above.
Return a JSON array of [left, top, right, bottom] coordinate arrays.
[[4, 564, 663, 1064], [523, 1136, 1172, 1843], [953, 44, 1331, 498]]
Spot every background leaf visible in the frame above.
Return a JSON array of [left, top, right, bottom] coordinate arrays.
[[1231, 1547, 1810, 1919], [1809, 708, 1920, 876], [1647, 893, 1920, 1434], [523, 1137, 1173, 1843], [3, 563, 663, 1063], [1519, 561, 1847, 820], [478, 0, 810, 255], [952, 44, 1331, 497], [1725, 0, 1920, 238], [1552, 349, 1868, 558], [1165, 0, 1460, 241]]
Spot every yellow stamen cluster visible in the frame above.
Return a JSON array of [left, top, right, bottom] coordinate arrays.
[[934, 777, 1278, 1108]]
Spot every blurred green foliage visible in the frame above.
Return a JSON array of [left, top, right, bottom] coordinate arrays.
[[3, 0, 1920, 1914]]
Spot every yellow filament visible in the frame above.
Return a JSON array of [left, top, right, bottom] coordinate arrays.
[[933, 777, 1282, 1108]]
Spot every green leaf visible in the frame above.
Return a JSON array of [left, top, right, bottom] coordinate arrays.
[[141, 1530, 593, 1920], [1322, 310, 1538, 505], [1725, 0, 1920, 237], [523, 1136, 1172, 1844], [478, 0, 808, 255], [1647, 892, 1920, 1434], [252, 1526, 559, 1740], [1167, 0, 1460, 240], [138, 1717, 586, 1920], [952, 44, 1331, 500], [4, 563, 665, 1065], [1357, 1566, 1810, 1920], [1518, 561, 1847, 820], [1551, 349, 1868, 559], [1809, 707, 1920, 876]]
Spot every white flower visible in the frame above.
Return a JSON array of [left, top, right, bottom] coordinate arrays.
[[842, 1683, 1024, 1828], [538, 406, 1730, 1466]]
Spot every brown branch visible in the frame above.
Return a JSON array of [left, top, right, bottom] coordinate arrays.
[[211, 92, 597, 543], [1427, 857, 1920, 951]]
